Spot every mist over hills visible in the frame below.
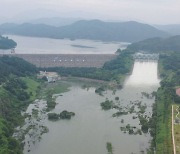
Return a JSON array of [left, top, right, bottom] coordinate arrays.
[[155, 24, 180, 35], [29, 17, 82, 27], [0, 20, 169, 42]]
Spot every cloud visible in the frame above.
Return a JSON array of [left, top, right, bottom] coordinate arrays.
[[0, 0, 180, 24]]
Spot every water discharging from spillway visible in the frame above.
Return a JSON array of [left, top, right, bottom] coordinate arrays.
[[23, 60, 160, 154], [125, 60, 160, 86]]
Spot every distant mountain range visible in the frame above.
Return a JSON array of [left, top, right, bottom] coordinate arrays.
[[127, 35, 180, 52], [29, 17, 81, 27], [155, 24, 180, 35], [0, 20, 169, 42]]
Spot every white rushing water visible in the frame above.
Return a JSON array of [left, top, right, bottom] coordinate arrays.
[[125, 60, 160, 86]]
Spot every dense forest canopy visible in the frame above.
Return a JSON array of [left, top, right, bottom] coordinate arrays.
[[0, 56, 38, 153], [127, 35, 180, 53], [0, 35, 17, 49], [0, 56, 37, 84]]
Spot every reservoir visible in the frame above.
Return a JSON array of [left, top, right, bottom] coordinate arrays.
[[24, 60, 160, 154], [2, 35, 129, 54]]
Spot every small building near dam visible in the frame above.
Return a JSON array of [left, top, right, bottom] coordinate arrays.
[[38, 71, 61, 83]]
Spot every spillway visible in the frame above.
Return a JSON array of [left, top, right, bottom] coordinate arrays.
[[125, 60, 160, 86]]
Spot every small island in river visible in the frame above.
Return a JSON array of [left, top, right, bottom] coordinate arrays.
[[71, 44, 96, 49]]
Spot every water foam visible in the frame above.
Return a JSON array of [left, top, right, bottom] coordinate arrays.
[[125, 61, 160, 86]]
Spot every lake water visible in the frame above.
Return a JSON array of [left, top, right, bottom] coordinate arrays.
[[23, 61, 160, 154], [2, 35, 129, 54]]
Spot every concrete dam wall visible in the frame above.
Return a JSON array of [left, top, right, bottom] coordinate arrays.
[[0, 54, 117, 68]]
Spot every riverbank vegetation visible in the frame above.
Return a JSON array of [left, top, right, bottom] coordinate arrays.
[[146, 47, 179, 153], [40, 81, 70, 111], [46, 90, 56, 111], [48, 110, 75, 120], [95, 86, 106, 96], [60, 110, 75, 119], [48, 113, 59, 120], [100, 96, 152, 135], [120, 124, 142, 135], [101, 99, 114, 110], [0, 56, 39, 153], [42, 81, 70, 95], [106, 142, 113, 154]]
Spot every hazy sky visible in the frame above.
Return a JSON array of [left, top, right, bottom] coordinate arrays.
[[0, 0, 180, 24]]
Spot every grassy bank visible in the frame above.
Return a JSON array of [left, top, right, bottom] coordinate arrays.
[[21, 77, 41, 101], [149, 52, 180, 154], [39, 81, 70, 111], [43, 81, 70, 95], [150, 88, 173, 154]]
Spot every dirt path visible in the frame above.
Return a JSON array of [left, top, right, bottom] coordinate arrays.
[[176, 106, 180, 120], [172, 105, 176, 154]]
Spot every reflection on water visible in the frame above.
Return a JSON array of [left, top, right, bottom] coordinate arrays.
[[24, 61, 160, 154], [2, 35, 129, 54]]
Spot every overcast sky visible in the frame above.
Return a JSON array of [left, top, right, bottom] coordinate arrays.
[[0, 0, 180, 24]]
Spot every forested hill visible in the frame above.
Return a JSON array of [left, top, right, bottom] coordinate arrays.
[[0, 20, 168, 42], [127, 35, 180, 52], [0, 56, 38, 153], [0, 56, 37, 83], [0, 35, 17, 49]]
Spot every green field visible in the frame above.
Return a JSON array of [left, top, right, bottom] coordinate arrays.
[[153, 89, 173, 154], [21, 77, 40, 101], [42, 81, 70, 95]]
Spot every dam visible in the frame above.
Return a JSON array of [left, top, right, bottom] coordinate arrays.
[[133, 53, 159, 61], [0, 54, 117, 68]]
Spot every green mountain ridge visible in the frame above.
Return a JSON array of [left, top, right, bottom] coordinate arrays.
[[127, 35, 180, 52], [0, 20, 169, 42], [0, 56, 38, 154]]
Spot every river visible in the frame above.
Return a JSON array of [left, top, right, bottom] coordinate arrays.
[[1, 35, 129, 54], [22, 60, 160, 154]]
